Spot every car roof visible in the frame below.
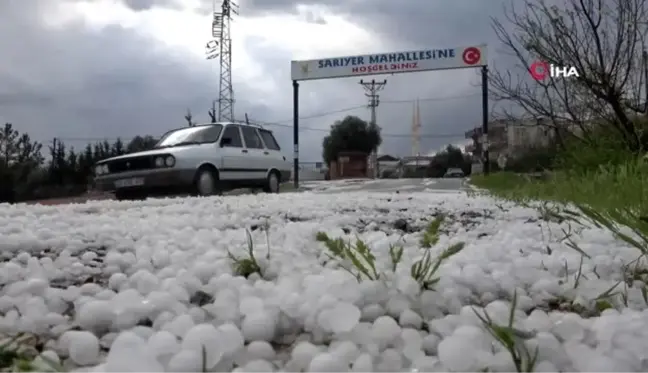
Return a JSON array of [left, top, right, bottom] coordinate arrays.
[[191, 122, 273, 132]]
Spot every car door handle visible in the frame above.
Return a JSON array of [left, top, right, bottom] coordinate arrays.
[[242, 149, 248, 153], [263, 151, 269, 155]]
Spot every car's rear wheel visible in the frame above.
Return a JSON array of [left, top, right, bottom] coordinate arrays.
[[194, 167, 220, 196], [263, 171, 280, 193]]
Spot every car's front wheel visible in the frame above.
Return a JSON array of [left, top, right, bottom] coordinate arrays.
[[194, 168, 220, 196], [263, 171, 280, 193]]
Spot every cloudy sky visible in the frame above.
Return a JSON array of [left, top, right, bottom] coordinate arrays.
[[1, 0, 510, 162]]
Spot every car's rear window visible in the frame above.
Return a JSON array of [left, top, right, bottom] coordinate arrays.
[[259, 130, 281, 150]]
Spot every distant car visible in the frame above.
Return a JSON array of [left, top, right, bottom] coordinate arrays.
[[444, 168, 465, 178], [93, 122, 291, 200]]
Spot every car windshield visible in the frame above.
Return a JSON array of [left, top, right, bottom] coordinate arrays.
[[155, 125, 223, 148]]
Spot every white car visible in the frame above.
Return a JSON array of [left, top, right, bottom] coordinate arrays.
[[94, 122, 291, 200], [443, 168, 465, 178]]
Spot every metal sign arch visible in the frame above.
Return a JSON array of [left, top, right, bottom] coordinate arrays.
[[290, 44, 490, 188]]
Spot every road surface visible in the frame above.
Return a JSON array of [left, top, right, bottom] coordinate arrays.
[[299, 178, 467, 194], [27, 178, 467, 205]]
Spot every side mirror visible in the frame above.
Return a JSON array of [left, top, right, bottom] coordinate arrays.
[[220, 137, 232, 147]]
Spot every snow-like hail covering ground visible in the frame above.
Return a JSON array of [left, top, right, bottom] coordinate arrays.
[[1, 188, 648, 372]]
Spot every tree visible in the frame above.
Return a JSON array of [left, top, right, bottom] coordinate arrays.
[[185, 109, 194, 127], [322, 115, 382, 165], [427, 145, 472, 177], [0, 124, 44, 202], [127, 135, 157, 153], [208, 101, 217, 123], [489, 0, 648, 152], [0, 123, 19, 169], [112, 138, 125, 156]]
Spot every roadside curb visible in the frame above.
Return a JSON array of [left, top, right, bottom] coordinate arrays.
[[462, 178, 486, 192]]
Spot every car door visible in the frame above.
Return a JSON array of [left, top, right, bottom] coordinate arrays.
[[258, 128, 287, 171], [240, 126, 268, 180], [219, 125, 250, 180]]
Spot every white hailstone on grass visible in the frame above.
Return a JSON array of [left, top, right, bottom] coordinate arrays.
[[66, 331, 100, 366], [32, 350, 61, 371], [131, 269, 160, 295], [181, 323, 224, 369], [147, 330, 179, 361], [25, 278, 48, 296], [371, 316, 401, 347], [351, 353, 373, 372], [308, 352, 347, 372], [77, 300, 114, 331], [552, 313, 586, 342], [130, 326, 154, 340], [167, 349, 204, 372], [329, 340, 359, 365], [241, 311, 276, 342], [163, 314, 195, 338], [413, 354, 443, 370], [534, 360, 559, 372], [242, 359, 275, 372], [152, 311, 175, 330], [400, 328, 424, 362], [217, 323, 245, 358], [245, 341, 275, 361], [360, 303, 385, 322], [385, 294, 410, 318], [290, 341, 320, 370], [437, 326, 491, 372], [376, 348, 402, 371], [145, 291, 176, 312], [108, 273, 128, 291], [398, 309, 422, 329], [240, 296, 265, 316], [422, 333, 441, 355], [326, 302, 361, 334], [187, 307, 207, 323], [105, 331, 163, 371], [79, 283, 103, 296]]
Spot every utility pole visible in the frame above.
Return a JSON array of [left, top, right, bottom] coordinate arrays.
[[359, 79, 387, 178], [206, 0, 238, 122]]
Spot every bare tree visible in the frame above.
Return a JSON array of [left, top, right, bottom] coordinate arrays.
[[208, 100, 217, 123], [489, 0, 647, 151], [185, 109, 194, 127]]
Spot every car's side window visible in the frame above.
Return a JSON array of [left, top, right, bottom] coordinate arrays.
[[259, 130, 281, 150], [201, 126, 223, 143], [221, 126, 243, 147], [241, 126, 264, 149]]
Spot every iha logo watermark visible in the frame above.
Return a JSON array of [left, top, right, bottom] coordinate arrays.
[[529, 61, 579, 80]]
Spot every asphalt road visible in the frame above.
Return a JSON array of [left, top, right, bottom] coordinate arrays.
[[27, 178, 467, 205], [299, 178, 468, 194]]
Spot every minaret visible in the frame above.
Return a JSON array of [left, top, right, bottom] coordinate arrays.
[[412, 98, 421, 156]]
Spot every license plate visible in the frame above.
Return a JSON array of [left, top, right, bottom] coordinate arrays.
[[114, 177, 144, 188]]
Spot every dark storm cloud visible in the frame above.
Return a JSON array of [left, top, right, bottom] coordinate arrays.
[[122, 0, 161, 11], [0, 0, 273, 150]]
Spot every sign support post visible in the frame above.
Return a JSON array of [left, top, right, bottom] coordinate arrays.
[[481, 66, 490, 174], [292, 80, 299, 189]]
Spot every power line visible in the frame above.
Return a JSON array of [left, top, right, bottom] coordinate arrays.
[[53, 93, 480, 142]]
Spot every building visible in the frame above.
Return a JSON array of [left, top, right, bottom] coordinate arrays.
[[377, 154, 400, 177], [398, 155, 435, 178], [465, 118, 553, 162], [328, 151, 369, 179]]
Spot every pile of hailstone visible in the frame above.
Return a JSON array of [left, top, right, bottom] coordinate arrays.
[[0, 190, 647, 372]]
